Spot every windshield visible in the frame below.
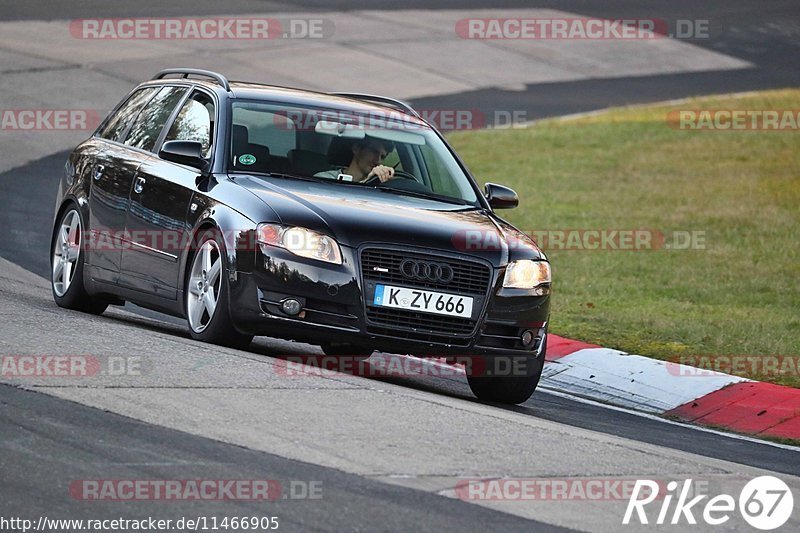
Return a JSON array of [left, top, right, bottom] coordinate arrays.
[[228, 100, 480, 205]]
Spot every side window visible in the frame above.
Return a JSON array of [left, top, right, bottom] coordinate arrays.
[[164, 91, 214, 158], [97, 87, 157, 142], [124, 86, 188, 152], [231, 106, 297, 159]]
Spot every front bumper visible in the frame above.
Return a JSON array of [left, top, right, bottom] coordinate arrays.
[[228, 244, 550, 356]]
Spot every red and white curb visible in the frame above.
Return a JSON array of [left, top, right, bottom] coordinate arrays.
[[543, 335, 800, 441]]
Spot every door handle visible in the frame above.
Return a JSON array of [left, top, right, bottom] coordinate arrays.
[[133, 177, 146, 194], [93, 164, 105, 181]]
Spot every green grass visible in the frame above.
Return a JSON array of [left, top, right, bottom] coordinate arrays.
[[447, 90, 800, 387]]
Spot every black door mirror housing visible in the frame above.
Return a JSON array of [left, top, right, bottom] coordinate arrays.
[[159, 140, 208, 171], [484, 182, 519, 209]]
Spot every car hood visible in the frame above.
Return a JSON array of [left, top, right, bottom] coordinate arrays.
[[232, 175, 542, 265]]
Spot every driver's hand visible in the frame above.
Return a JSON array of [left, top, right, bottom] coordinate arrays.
[[366, 165, 395, 182]]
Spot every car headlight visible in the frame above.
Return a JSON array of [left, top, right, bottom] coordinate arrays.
[[503, 260, 551, 289], [257, 223, 342, 265]]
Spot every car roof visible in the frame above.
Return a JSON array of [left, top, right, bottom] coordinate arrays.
[[139, 77, 429, 128], [230, 82, 428, 126]]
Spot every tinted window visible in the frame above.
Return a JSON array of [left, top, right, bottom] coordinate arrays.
[[164, 91, 214, 158], [124, 86, 188, 152], [97, 87, 157, 142]]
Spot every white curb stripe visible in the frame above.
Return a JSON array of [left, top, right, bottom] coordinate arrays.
[[541, 348, 747, 413]]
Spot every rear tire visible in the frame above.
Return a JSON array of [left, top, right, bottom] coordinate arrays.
[[185, 229, 253, 349], [466, 338, 546, 404], [51, 206, 108, 315]]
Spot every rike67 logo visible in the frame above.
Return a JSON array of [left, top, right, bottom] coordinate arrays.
[[624, 476, 794, 530]]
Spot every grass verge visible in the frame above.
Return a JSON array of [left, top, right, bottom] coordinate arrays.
[[448, 90, 800, 387]]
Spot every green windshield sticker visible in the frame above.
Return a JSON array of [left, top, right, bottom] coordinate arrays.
[[238, 154, 256, 166]]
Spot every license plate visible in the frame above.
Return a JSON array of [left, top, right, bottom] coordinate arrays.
[[373, 284, 473, 318]]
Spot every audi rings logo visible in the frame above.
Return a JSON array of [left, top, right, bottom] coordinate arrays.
[[399, 259, 455, 284]]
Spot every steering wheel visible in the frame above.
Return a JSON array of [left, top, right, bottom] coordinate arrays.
[[362, 169, 418, 186]]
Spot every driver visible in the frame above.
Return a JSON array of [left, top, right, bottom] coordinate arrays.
[[315, 138, 395, 182]]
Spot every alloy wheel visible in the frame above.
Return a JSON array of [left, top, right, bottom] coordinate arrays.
[[52, 210, 81, 297], [187, 238, 223, 333]]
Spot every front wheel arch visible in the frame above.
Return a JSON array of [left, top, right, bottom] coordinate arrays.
[[181, 221, 219, 300]]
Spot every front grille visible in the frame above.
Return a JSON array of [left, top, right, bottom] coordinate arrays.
[[361, 249, 490, 295], [361, 248, 492, 340]]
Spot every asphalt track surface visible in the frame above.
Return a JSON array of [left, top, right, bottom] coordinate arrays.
[[1, 1, 799, 531], [2, 1, 798, 120], [1, 384, 561, 532]]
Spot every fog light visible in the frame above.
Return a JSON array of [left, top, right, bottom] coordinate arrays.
[[281, 298, 302, 316], [521, 329, 535, 348]]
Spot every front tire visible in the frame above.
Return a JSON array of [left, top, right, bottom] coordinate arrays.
[[185, 229, 253, 349], [51, 206, 108, 315], [466, 338, 546, 404]]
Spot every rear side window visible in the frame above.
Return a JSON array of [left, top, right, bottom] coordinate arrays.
[[97, 87, 157, 142], [164, 91, 215, 158], [124, 86, 188, 152]]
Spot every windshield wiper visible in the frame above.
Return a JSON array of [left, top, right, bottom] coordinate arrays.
[[374, 186, 470, 206]]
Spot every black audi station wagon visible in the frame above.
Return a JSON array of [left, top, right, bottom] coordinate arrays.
[[51, 69, 551, 403]]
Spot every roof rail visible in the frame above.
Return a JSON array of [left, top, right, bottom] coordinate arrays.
[[331, 92, 421, 118], [153, 68, 231, 91]]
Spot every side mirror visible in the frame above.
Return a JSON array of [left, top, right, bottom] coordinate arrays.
[[484, 182, 519, 209], [159, 140, 208, 171]]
